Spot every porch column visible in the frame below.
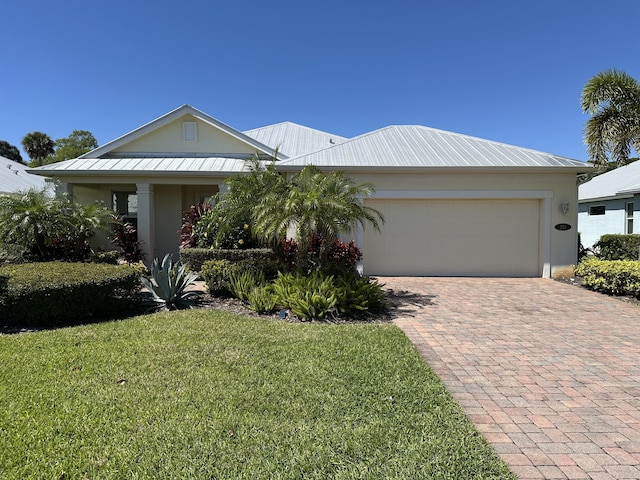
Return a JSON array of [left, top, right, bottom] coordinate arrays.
[[136, 183, 156, 264], [542, 197, 552, 278]]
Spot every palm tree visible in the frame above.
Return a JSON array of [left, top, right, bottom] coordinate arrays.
[[253, 165, 384, 269], [21, 131, 55, 166], [0, 189, 113, 261], [581, 69, 640, 169]]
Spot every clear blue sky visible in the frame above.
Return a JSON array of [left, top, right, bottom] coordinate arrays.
[[2, 0, 639, 162]]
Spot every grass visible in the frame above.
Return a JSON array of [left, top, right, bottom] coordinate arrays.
[[0, 311, 515, 479]]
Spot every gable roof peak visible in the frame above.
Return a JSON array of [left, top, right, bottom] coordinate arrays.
[[80, 105, 284, 160]]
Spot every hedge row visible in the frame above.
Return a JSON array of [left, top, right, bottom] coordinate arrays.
[[593, 234, 640, 261], [0, 262, 140, 327], [179, 248, 275, 272], [575, 258, 640, 297]]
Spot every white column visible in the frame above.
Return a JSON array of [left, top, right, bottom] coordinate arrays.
[[542, 198, 552, 278], [136, 183, 155, 264]]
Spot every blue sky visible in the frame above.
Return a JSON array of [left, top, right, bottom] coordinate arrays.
[[2, 0, 639, 162]]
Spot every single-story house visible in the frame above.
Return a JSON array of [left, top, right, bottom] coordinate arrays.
[[0, 155, 49, 194], [578, 161, 640, 248], [29, 105, 590, 277]]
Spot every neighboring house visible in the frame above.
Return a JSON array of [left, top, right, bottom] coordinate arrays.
[[0, 155, 48, 194], [578, 161, 640, 248], [29, 105, 590, 278]]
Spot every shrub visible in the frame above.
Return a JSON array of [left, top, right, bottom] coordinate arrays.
[[178, 202, 212, 249], [334, 274, 388, 314], [111, 217, 144, 263], [180, 248, 275, 273], [140, 254, 200, 310], [274, 235, 363, 275], [202, 259, 236, 297], [0, 262, 140, 327], [194, 207, 259, 250], [593, 234, 640, 260], [246, 285, 278, 314], [272, 272, 338, 320], [575, 258, 640, 296], [228, 270, 266, 303], [89, 250, 120, 264]]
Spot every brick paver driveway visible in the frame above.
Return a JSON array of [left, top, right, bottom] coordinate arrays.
[[382, 277, 640, 480]]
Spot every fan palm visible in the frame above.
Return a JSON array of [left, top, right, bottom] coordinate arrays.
[[21, 131, 55, 166], [581, 69, 640, 168]]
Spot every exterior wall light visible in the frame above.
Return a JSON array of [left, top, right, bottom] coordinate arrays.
[[560, 200, 570, 215]]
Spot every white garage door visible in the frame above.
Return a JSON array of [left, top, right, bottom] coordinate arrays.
[[363, 199, 540, 277]]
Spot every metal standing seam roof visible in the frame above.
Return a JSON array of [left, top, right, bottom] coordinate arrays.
[[31, 157, 250, 175], [0, 155, 48, 192], [243, 122, 348, 158], [579, 160, 640, 201], [278, 125, 590, 169]]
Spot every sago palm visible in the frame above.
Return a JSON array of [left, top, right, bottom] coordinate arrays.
[[581, 69, 640, 168]]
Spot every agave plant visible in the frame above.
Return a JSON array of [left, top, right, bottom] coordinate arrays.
[[140, 254, 200, 310]]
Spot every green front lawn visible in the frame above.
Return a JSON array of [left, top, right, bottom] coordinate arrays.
[[0, 311, 514, 479]]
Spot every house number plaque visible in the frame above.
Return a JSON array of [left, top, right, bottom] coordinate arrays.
[[554, 223, 572, 231]]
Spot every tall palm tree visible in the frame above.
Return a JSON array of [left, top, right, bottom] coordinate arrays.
[[253, 165, 384, 268], [21, 131, 55, 166], [581, 69, 640, 169]]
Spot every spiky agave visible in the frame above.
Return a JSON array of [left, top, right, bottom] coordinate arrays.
[[140, 254, 200, 310]]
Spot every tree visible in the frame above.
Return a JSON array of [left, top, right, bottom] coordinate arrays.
[[21, 131, 55, 167], [0, 140, 24, 163], [581, 69, 640, 169], [253, 164, 384, 269], [43, 129, 98, 165]]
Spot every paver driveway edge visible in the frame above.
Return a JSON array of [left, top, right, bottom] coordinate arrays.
[[382, 277, 640, 480]]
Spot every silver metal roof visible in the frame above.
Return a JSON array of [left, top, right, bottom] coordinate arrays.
[[278, 125, 590, 169], [0, 155, 48, 193], [579, 161, 640, 201], [32, 157, 249, 175], [243, 122, 347, 158]]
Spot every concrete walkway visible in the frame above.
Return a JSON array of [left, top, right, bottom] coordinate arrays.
[[382, 277, 640, 480]]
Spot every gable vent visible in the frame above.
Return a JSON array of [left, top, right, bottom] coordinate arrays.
[[183, 122, 197, 142]]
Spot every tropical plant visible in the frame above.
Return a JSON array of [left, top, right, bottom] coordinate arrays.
[[228, 270, 266, 303], [179, 201, 212, 249], [581, 69, 640, 169], [140, 254, 200, 310], [195, 158, 284, 250], [21, 131, 55, 167], [111, 216, 144, 263], [254, 165, 383, 270], [0, 189, 113, 261]]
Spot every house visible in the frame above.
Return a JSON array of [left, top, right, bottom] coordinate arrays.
[[0, 155, 48, 194], [578, 161, 640, 248], [29, 105, 590, 277]]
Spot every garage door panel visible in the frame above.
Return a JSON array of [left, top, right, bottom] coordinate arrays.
[[363, 199, 540, 277]]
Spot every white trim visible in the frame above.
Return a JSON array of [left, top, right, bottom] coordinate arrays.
[[372, 190, 554, 199], [542, 198, 551, 278]]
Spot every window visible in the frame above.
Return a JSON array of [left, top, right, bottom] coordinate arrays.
[[589, 205, 606, 216], [183, 122, 197, 142], [113, 192, 137, 219], [626, 202, 634, 234]]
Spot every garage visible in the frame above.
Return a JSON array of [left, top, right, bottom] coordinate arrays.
[[362, 198, 541, 277]]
